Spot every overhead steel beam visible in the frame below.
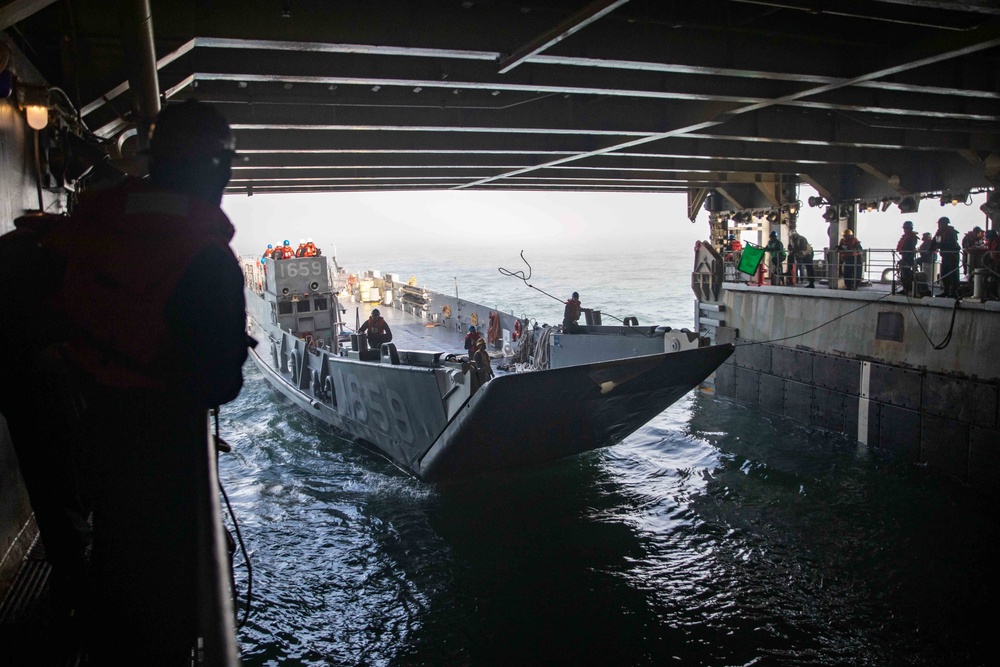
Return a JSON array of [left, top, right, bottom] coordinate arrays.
[[497, 0, 629, 74], [0, 0, 56, 31], [457, 19, 1000, 190]]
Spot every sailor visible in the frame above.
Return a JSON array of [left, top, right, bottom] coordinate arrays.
[[464, 324, 483, 356], [295, 238, 308, 258], [42, 100, 252, 660], [837, 229, 863, 290], [563, 291, 585, 333], [260, 243, 273, 267], [280, 238, 295, 259], [930, 217, 961, 298], [961, 226, 985, 276], [917, 232, 935, 272], [896, 221, 919, 295], [788, 231, 815, 288], [764, 231, 785, 286], [473, 337, 494, 386], [303, 237, 320, 257], [360, 308, 392, 348]]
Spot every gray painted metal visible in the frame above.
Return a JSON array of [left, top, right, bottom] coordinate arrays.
[[9, 1, 1000, 197], [246, 281, 733, 480]]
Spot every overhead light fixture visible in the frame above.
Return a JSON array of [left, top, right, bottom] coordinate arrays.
[[807, 196, 825, 208], [822, 206, 838, 222], [766, 211, 779, 224], [866, 201, 877, 212], [898, 195, 919, 214], [16, 81, 51, 130], [787, 202, 799, 216], [371, 85, 381, 92], [881, 199, 893, 212], [25, 105, 48, 130]]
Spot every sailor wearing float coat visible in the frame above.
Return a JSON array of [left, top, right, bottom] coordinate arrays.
[[42, 100, 252, 663]]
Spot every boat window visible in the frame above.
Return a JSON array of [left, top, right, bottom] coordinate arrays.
[[314, 298, 327, 311], [278, 302, 294, 315], [296, 300, 311, 313]]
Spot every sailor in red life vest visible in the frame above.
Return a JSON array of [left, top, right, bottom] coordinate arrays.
[[295, 238, 308, 257], [279, 239, 295, 259], [464, 325, 483, 356], [260, 243, 273, 267], [563, 291, 585, 333], [302, 237, 319, 257], [41, 100, 252, 661], [359, 308, 393, 348]]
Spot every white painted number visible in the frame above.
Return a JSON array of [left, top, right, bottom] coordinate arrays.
[[332, 369, 414, 443]]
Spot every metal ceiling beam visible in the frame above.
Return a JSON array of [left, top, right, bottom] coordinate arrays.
[[0, 0, 56, 31], [498, 0, 629, 74]]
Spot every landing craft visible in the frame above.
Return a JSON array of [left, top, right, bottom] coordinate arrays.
[[244, 254, 734, 480]]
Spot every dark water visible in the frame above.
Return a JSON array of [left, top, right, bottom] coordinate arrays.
[[218, 249, 997, 666]]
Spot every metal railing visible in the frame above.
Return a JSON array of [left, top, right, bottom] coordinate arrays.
[[720, 247, 999, 298]]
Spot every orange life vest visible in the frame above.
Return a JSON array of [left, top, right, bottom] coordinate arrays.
[[564, 297, 582, 322], [43, 179, 236, 388], [366, 315, 387, 337]]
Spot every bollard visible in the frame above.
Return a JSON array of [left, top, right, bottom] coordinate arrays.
[[972, 268, 988, 300]]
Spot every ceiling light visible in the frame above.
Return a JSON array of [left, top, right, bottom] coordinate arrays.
[[787, 202, 798, 216], [25, 105, 48, 130], [413, 87, 422, 93], [766, 211, 779, 224], [238, 81, 248, 89], [371, 85, 381, 92], [807, 196, 825, 208], [822, 206, 838, 222]]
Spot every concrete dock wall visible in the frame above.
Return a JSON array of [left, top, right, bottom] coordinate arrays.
[[710, 285, 1000, 489]]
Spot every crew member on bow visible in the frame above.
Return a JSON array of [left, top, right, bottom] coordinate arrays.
[[359, 308, 392, 348], [464, 324, 483, 356], [563, 291, 585, 333]]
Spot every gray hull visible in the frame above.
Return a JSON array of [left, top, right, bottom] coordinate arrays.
[[247, 298, 733, 480]]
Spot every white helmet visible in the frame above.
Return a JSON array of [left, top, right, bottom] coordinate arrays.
[[299, 238, 306, 245], [307, 237, 314, 243]]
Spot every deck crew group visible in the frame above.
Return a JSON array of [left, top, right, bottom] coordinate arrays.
[[721, 215, 999, 298]]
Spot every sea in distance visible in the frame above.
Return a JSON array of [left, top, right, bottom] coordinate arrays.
[[218, 245, 997, 666]]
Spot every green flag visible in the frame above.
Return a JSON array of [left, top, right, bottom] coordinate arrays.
[[737, 243, 765, 276]]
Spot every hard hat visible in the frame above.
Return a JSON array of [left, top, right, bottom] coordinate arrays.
[[769, 231, 777, 238], [372, 308, 380, 316], [149, 100, 235, 162], [299, 238, 306, 245], [475, 338, 486, 348], [572, 291, 579, 299], [728, 234, 736, 240], [844, 229, 853, 236], [307, 237, 314, 243], [903, 220, 913, 229], [922, 232, 932, 238], [284, 239, 290, 245], [973, 226, 983, 233], [267, 244, 273, 248], [469, 325, 477, 332]]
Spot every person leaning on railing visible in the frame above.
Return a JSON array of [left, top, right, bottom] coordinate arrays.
[[787, 231, 815, 288]]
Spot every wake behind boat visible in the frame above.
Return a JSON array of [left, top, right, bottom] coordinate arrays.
[[242, 254, 733, 481]]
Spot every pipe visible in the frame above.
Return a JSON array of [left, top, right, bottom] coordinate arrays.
[[117, 0, 161, 153]]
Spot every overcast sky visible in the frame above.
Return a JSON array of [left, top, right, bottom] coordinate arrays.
[[223, 187, 990, 259]]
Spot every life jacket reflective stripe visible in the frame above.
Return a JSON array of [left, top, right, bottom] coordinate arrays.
[[43, 179, 235, 388], [366, 316, 387, 337]]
